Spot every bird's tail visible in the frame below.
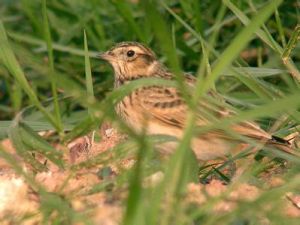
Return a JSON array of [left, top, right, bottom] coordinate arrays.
[[266, 135, 299, 157]]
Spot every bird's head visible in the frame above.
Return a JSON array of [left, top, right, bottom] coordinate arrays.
[[99, 42, 162, 81]]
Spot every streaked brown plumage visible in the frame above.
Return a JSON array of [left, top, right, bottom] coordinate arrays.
[[99, 42, 292, 161]]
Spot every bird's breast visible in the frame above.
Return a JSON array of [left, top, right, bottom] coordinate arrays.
[[115, 92, 144, 132]]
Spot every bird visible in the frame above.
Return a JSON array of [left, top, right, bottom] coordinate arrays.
[[98, 41, 293, 162]]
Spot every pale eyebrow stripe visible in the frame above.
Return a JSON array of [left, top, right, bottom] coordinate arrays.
[[110, 42, 154, 56]]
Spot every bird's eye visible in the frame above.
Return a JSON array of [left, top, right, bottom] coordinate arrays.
[[126, 50, 135, 57]]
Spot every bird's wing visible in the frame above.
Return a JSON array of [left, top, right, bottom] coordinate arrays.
[[137, 86, 188, 129], [184, 73, 272, 140], [198, 93, 271, 140], [138, 73, 271, 141], [136, 84, 231, 130]]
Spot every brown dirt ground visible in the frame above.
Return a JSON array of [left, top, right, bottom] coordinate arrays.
[[0, 126, 300, 224]]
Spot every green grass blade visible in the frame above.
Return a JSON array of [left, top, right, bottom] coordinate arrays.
[[0, 21, 59, 130], [224, 0, 300, 81], [143, 0, 191, 106], [122, 137, 148, 225], [224, 67, 287, 77], [275, 10, 287, 47], [160, 1, 216, 56], [0, 145, 40, 191], [19, 122, 64, 168], [8, 32, 99, 58], [110, 0, 146, 42], [9, 82, 23, 112], [196, 92, 300, 135], [0, 120, 75, 140], [197, 0, 283, 97], [42, 0, 62, 133], [198, 4, 227, 77], [223, 0, 279, 51], [62, 116, 96, 143], [282, 25, 300, 63], [141, 3, 203, 224], [84, 30, 95, 116], [20, 0, 42, 35], [160, 1, 278, 100], [8, 119, 47, 172]]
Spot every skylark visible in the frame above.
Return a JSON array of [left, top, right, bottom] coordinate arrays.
[[99, 42, 292, 161]]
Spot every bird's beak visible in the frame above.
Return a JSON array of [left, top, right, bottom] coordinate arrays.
[[97, 51, 114, 62]]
